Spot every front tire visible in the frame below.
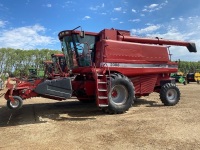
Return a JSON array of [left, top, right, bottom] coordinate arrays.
[[160, 83, 180, 106], [105, 73, 134, 114], [7, 96, 23, 109]]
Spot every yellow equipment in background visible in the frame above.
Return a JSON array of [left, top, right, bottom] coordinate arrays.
[[177, 72, 184, 76], [194, 72, 200, 84]]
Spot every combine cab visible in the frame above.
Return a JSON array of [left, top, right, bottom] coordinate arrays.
[[4, 27, 197, 114]]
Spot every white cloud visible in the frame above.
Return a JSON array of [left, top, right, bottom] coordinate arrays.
[[129, 19, 141, 22], [145, 27, 198, 61], [114, 7, 122, 11], [82, 16, 91, 20], [179, 17, 184, 21], [123, 1, 128, 4], [90, 6, 99, 11], [90, 3, 105, 11], [119, 22, 124, 24], [46, 4, 52, 8], [0, 20, 7, 28], [131, 25, 161, 34], [61, 1, 74, 8], [142, 9, 147, 12], [65, 1, 73, 4], [149, 4, 159, 9], [131, 9, 136, 13], [26, 0, 30, 5], [145, 23, 153, 26], [111, 18, 118, 21], [0, 24, 55, 49], [0, 3, 8, 11], [101, 12, 107, 15], [143, 1, 168, 12], [130, 16, 200, 61]]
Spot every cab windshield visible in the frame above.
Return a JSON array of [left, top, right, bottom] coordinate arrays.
[[61, 34, 96, 69], [52, 55, 66, 73]]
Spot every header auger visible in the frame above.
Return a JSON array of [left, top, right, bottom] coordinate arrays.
[[4, 27, 197, 114]]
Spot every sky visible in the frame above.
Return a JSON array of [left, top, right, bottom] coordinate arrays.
[[0, 0, 200, 61]]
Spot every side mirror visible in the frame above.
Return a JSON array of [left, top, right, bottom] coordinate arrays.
[[80, 31, 85, 38]]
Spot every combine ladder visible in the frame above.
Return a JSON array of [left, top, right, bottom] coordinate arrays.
[[96, 72, 109, 107]]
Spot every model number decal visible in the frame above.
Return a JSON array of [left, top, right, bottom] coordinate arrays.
[[100, 62, 177, 68], [110, 63, 120, 67]]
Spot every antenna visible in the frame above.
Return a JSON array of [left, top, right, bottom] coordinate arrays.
[[72, 26, 82, 31], [168, 46, 172, 61]]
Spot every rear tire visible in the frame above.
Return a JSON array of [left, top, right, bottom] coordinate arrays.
[[104, 73, 134, 114], [197, 80, 200, 84], [160, 83, 180, 106], [7, 96, 23, 109]]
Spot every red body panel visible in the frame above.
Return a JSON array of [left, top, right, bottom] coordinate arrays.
[[95, 39, 178, 76], [103, 40, 169, 63], [4, 79, 43, 101]]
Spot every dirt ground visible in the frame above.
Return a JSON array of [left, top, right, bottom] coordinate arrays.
[[0, 83, 200, 150]]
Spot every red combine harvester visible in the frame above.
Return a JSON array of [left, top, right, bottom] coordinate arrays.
[[45, 53, 69, 79], [4, 27, 197, 114]]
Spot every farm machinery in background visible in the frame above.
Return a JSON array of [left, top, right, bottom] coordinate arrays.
[[186, 72, 200, 84], [5, 53, 68, 108], [170, 72, 186, 85], [41, 53, 68, 79], [4, 27, 197, 114], [28, 67, 44, 79], [171, 72, 200, 85]]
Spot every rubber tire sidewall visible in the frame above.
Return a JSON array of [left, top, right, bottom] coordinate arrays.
[[160, 83, 180, 106], [7, 96, 23, 109], [108, 77, 134, 113]]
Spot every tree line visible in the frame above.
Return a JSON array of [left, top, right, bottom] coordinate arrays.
[[0, 48, 200, 79], [0, 48, 60, 79], [178, 60, 200, 74]]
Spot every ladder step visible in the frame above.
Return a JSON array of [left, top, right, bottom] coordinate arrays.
[[99, 104, 108, 107], [96, 72, 108, 108], [98, 89, 107, 92], [98, 96, 108, 99], [98, 82, 107, 84]]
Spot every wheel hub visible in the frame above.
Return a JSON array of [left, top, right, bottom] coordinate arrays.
[[167, 89, 177, 101], [10, 100, 20, 108], [110, 85, 128, 105], [111, 90, 118, 98]]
